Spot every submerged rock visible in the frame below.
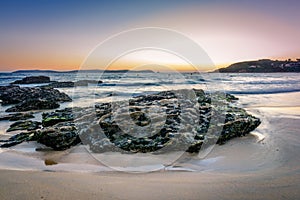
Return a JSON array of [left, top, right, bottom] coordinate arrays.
[[7, 120, 41, 132], [44, 80, 103, 88], [0, 112, 34, 121], [11, 76, 50, 84], [45, 81, 75, 88], [75, 80, 103, 86], [0, 89, 261, 153]]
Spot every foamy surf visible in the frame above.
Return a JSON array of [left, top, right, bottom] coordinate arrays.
[[250, 131, 265, 142]]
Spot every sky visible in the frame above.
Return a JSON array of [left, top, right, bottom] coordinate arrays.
[[0, 0, 300, 72]]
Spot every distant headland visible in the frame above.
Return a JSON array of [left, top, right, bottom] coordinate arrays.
[[216, 59, 300, 73]]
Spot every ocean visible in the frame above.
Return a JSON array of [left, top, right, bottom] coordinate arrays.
[[1, 72, 300, 105]]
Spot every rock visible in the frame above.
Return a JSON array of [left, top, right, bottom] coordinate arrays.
[[95, 103, 112, 118], [0, 85, 72, 112], [0, 86, 71, 105], [1, 122, 80, 150], [7, 120, 41, 132], [35, 122, 80, 150], [94, 89, 261, 153], [0, 112, 34, 121], [0, 140, 24, 148], [44, 159, 58, 165], [46, 81, 75, 88], [45, 80, 103, 88], [75, 80, 102, 86], [6, 99, 60, 112], [129, 111, 151, 126], [11, 76, 50, 84], [0, 131, 36, 148], [0, 89, 261, 154], [42, 108, 74, 127]]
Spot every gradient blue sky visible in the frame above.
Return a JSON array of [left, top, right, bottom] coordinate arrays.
[[1, 0, 299, 71]]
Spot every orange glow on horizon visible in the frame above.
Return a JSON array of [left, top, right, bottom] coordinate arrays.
[[2, 57, 300, 72]]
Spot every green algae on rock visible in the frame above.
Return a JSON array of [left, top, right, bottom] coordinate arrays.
[[7, 120, 41, 132], [42, 108, 74, 127]]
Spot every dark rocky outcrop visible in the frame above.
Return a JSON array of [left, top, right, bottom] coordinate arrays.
[[0, 89, 261, 153], [35, 122, 80, 150], [90, 89, 261, 153], [0, 131, 36, 148], [42, 108, 74, 127], [0, 86, 71, 112], [11, 76, 50, 84], [6, 99, 60, 112], [7, 120, 41, 132], [10, 75, 103, 88]]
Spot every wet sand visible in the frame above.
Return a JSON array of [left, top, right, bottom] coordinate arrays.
[[0, 166, 299, 200], [0, 92, 300, 199]]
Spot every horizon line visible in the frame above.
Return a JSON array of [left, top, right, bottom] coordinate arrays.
[[1, 57, 299, 73]]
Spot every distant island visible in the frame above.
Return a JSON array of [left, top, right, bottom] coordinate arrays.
[[12, 69, 154, 73], [216, 59, 300, 73]]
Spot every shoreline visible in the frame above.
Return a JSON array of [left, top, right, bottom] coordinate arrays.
[[0, 91, 299, 199], [0, 92, 299, 173]]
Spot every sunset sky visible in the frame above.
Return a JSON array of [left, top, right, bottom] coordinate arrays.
[[0, 0, 300, 71]]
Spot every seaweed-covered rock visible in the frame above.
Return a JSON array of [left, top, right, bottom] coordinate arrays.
[[42, 108, 74, 127], [35, 122, 80, 150], [0, 112, 34, 121], [0, 131, 36, 148], [1, 122, 80, 150], [7, 120, 41, 132], [11, 76, 50, 84]]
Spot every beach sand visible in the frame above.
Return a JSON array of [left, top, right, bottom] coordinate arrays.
[[0, 92, 300, 199], [0, 164, 299, 200]]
